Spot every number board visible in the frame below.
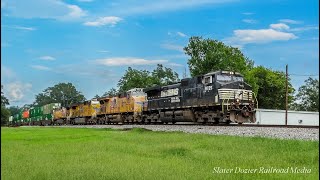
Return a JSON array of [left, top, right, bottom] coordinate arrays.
[[161, 88, 179, 97]]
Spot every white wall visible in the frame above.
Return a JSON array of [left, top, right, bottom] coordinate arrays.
[[254, 109, 319, 126]]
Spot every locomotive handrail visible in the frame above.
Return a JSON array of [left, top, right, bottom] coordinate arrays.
[[222, 91, 234, 113]]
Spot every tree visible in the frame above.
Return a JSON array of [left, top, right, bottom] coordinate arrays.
[[1, 106, 10, 126], [8, 106, 20, 116], [1, 85, 10, 126], [34, 83, 86, 107], [184, 36, 254, 77], [93, 94, 100, 99], [117, 67, 153, 92], [290, 78, 319, 112], [151, 64, 179, 85], [1, 85, 9, 106], [246, 66, 295, 109], [117, 64, 179, 92], [102, 88, 118, 97]]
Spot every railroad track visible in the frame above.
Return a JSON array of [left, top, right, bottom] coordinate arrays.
[[209, 124, 319, 128], [11, 123, 319, 129]]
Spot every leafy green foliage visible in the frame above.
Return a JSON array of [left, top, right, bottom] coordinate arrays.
[[1, 85, 10, 126], [117, 64, 179, 92], [246, 66, 295, 109], [102, 88, 118, 97], [1, 85, 9, 106], [291, 78, 319, 112], [93, 94, 100, 99], [33, 83, 86, 107], [184, 36, 254, 77], [151, 64, 179, 85], [1, 106, 10, 126], [8, 106, 20, 116]]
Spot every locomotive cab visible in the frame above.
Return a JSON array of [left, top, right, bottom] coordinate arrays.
[[208, 71, 257, 123]]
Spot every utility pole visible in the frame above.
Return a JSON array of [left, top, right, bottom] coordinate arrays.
[[285, 64, 288, 126]]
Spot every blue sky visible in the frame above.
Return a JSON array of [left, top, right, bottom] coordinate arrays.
[[1, 0, 319, 107]]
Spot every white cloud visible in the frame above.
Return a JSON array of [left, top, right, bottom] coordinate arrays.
[[161, 43, 184, 52], [96, 57, 168, 66], [242, 19, 258, 24], [83, 16, 122, 27], [39, 56, 55, 61], [1, 0, 86, 20], [177, 32, 187, 37], [31, 65, 52, 71], [242, 12, 254, 15], [4, 82, 32, 102], [167, 63, 184, 67], [289, 26, 319, 32], [65, 5, 87, 19], [279, 19, 303, 24], [168, 31, 188, 38], [2, 25, 36, 31], [269, 23, 290, 30], [225, 28, 297, 45]]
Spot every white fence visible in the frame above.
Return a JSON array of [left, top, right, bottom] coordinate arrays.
[[253, 109, 319, 126]]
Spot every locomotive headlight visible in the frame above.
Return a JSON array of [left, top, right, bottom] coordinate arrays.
[[236, 99, 240, 102]]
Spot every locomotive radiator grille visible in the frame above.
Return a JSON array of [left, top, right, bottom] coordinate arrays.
[[218, 89, 252, 100]]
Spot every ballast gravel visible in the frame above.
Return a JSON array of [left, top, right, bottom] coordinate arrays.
[[51, 124, 319, 141]]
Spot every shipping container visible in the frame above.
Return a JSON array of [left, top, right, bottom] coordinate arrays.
[[29, 108, 35, 117], [34, 106, 43, 117]]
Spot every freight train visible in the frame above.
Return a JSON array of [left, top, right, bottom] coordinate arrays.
[[9, 70, 257, 126]]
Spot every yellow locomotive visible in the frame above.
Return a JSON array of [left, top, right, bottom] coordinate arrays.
[[52, 88, 146, 125], [97, 88, 146, 124], [53, 99, 100, 125]]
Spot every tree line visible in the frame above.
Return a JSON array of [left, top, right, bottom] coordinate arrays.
[[1, 36, 318, 125]]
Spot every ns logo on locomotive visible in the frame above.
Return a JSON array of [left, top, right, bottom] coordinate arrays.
[[9, 70, 257, 126]]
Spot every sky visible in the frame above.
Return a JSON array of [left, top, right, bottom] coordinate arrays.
[[1, 0, 319, 107]]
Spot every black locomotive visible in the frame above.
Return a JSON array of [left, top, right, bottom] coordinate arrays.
[[143, 70, 257, 124]]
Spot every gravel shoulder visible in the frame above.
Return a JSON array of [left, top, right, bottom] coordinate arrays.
[[47, 125, 319, 141]]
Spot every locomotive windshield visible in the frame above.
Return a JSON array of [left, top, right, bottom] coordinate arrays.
[[217, 75, 243, 82]]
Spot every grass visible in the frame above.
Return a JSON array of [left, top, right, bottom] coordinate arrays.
[[1, 127, 319, 180]]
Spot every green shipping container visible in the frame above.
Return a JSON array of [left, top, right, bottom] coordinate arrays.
[[29, 108, 35, 118], [34, 106, 43, 117]]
